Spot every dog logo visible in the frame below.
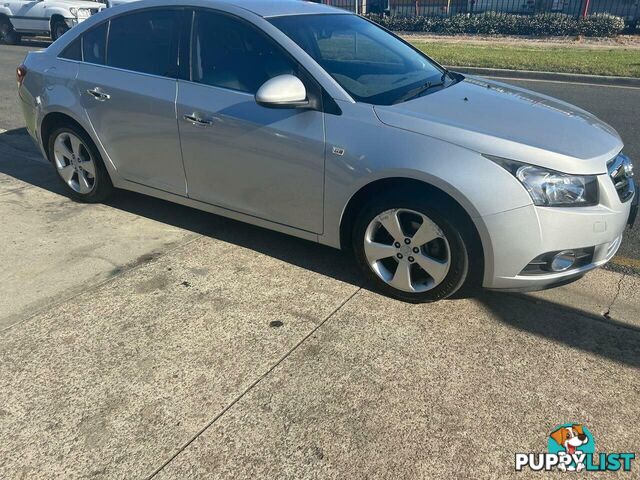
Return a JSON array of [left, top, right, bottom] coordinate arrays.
[[516, 423, 635, 473], [548, 424, 591, 471]]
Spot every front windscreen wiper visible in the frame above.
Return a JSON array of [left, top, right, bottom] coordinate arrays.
[[393, 78, 446, 104]]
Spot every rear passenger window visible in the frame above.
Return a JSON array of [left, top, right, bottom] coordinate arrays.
[[60, 38, 81, 61], [107, 9, 181, 77], [82, 23, 107, 65]]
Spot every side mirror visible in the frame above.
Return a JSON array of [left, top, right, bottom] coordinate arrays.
[[255, 74, 309, 109]]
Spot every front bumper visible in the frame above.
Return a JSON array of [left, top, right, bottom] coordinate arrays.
[[481, 174, 633, 290], [65, 10, 98, 28]]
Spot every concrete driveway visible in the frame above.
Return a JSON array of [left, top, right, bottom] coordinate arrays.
[[1, 43, 639, 479]]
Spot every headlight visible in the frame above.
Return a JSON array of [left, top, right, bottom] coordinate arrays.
[[487, 156, 599, 207], [70, 7, 90, 17]]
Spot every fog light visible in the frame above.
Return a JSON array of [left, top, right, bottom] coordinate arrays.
[[549, 250, 576, 272]]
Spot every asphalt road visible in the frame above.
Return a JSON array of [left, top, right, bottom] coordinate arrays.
[[1, 41, 637, 265]]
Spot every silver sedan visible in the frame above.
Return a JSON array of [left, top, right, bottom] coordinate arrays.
[[17, 0, 636, 302]]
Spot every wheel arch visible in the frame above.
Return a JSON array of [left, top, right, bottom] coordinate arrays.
[[0, 11, 15, 31], [338, 176, 488, 284], [49, 13, 67, 33], [40, 111, 87, 161]]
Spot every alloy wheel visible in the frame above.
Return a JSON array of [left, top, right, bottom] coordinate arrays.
[[363, 208, 451, 293], [53, 132, 97, 194]]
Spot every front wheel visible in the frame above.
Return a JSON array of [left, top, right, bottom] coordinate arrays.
[[352, 193, 475, 303], [51, 20, 69, 41]]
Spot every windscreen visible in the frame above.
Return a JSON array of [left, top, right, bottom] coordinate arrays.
[[270, 14, 452, 105]]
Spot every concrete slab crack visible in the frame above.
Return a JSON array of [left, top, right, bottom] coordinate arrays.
[[602, 273, 625, 320], [146, 286, 362, 480]]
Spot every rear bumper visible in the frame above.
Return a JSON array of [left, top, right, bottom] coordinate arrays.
[[19, 88, 39, 141], [481, 175, 633, 291], [19, 87, 48, 160]]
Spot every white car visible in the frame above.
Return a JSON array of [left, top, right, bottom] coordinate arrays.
[[103, 0, 139, 7], [0, 0, 105, 44]]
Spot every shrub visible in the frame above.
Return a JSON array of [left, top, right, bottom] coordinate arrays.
[[363, 13, 625, 37], [578, 14, 625, 36]]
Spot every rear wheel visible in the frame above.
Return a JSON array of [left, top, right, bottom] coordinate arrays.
[[51, 19, 68, 41], [352, 192, 475, 303], [0, 18, 21, 45], [47, 125, 113, 203]]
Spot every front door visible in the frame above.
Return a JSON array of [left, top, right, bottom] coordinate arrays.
[[176, 10, 325, 233], [75, 9, 187, 195], [8, 0, 48, 32]]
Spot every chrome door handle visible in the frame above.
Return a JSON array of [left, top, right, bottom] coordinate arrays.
[[183, 113, 213, 127], [86, 88, 110, 101]]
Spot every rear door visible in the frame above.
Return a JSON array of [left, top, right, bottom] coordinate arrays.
[[75, 8, 188, 195]]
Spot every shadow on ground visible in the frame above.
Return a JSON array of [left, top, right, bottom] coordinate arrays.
[[476, 291, 640, 368], [1, 126, 639, 368], [2, 38, 51, 49]]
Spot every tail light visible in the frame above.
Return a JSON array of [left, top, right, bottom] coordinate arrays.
[[16, 64, 27, 87]]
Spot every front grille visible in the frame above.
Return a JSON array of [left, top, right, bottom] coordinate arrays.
[[607, 153, 635, 202]]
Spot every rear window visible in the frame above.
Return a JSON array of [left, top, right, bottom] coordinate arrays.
[[82, 22, 107, 65], [106, 9, 181, 77], [60, 38, 81, 61]]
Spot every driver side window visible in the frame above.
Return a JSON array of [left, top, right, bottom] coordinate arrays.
[[191, 11, 297, 94]]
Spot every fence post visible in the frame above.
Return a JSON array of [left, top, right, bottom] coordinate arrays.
[[415, 0, 420, 16], [580, 0, 590, 18]]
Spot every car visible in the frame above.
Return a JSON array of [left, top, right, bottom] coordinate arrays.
[[0, 0, 105, 44], [103, 0, 139, 8], [17, 0, 636, 302]]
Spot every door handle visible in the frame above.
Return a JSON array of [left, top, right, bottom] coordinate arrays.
[[86, 88, 111, 101], [183, 113, 214, 127]]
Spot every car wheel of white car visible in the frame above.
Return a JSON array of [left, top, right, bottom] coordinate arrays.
[[48, 125, 114, 203], [0, 18, 21, 45], [51, 20, 69, 41], [352, 191, 477, 302]]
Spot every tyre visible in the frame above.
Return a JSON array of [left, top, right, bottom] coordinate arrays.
[[352, 191, 477, 303], [47, 124, 114, 203], [0, 18, 21, 45], [51, 19, 69, 41]]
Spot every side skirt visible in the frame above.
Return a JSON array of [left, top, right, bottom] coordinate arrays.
[[114, 178, 323, 245]]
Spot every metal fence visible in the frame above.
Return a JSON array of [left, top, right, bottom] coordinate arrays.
[[315, 0, 640, 21]]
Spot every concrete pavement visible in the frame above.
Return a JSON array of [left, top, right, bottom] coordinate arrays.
[[1, 129, 639, 478], [155, 286, 640, 479]]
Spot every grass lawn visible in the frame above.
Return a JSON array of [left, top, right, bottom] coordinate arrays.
[[411, 42, 640, 77]]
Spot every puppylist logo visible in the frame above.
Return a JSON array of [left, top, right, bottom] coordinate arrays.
[[515, 423, 635, 472]]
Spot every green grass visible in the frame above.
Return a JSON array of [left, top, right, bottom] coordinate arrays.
[[411, 42, 640, 77]]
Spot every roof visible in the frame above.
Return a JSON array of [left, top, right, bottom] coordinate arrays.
[[218, 0, 350, 17]]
